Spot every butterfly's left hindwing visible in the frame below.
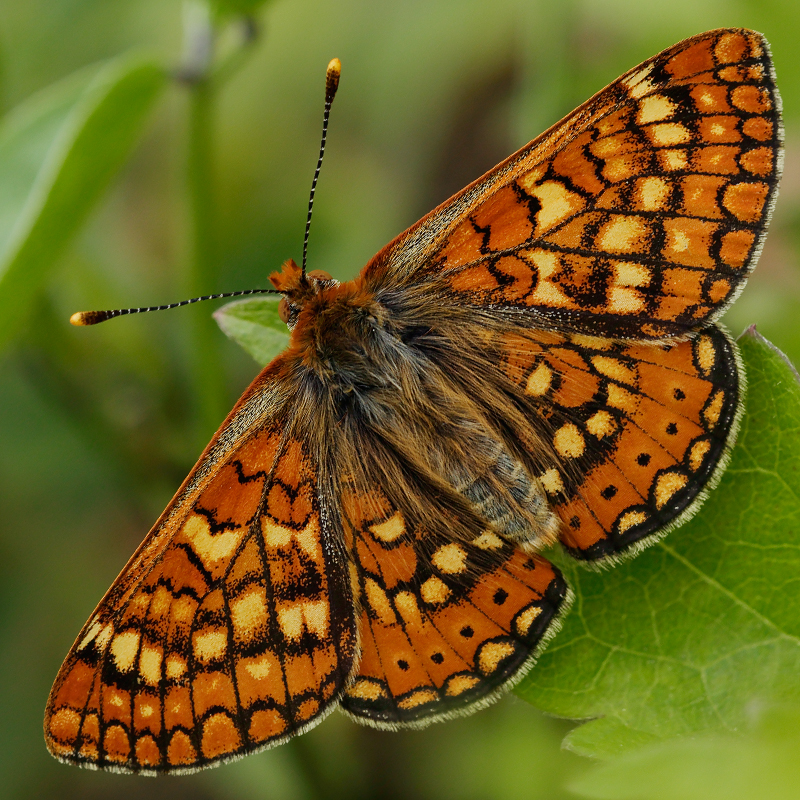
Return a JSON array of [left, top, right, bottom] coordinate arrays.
[[45, 357, 357, 773]]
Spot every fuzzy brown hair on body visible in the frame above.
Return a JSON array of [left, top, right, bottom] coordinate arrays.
[[272, 256, 563, 559]]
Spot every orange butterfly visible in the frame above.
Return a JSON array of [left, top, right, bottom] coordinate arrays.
[[45, 28, 782, 773]]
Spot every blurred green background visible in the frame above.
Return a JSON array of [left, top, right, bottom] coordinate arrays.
[[1, 1, 799, 798]]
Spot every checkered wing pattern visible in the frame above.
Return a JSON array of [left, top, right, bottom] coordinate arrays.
[[338, 477, 569, 726], [367, 28, 781, 340], [497, 326, 740, 560], [45, 359, 357, 773]]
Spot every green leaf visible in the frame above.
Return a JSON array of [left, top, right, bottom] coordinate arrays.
[[516, 327, 800, 757], [214, 296, 289, 365], [0, 55, 166, 349], [568, 706, 800, 800]]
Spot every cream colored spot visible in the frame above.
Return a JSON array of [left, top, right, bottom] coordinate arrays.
[[421, 576, 451, 605], [571, 334, 613, 350], [669, 229, 690, 252], [139, 645, 162, 687], [711, 122, 725, 137], [598, 216, 647, 252], [704, 390, 725, 427], [623, 66, 656, 99], [78, 621, 103, 651], [394, 591, 422, 625], [184, 515, 242, 569], [638, 176, 670, 210], [592, 356, 636, 385], [370, 511, 405, 543], [473, 531, 504, 549], [110, 630, 140, 673], [649, 123, 691, 146], [696, 335, 716, 374], [432, 543, 467, 574], [398, 689, 438, 709], [150, 585, 172, 619], [278, 600, 329, 640], [655, 472, 689, 509], [365, 579, 395, 623], [607, 384, 638, 413], [554, 423, 585, 458], [689, 440, 711, 472], [96, 624, 114, 652], [608, 287, 645, 314], [617, 510, 648, 533], [522, 180, 586, 233], [528, 249, 572, 307], [139, 704, 154, 719], [263, 518, 322, 561], [638, 94, 676, 124], [166, 655, 187, 679], [586, 410, 618, 439], [294, 519, 323, 561], [109, 693, 124, 708], [245, 655, 272, 680], [615, 261, 651, 287], [526, 362, 552, 396], [540, 468, 564, 495], [478, 641, 516, 674], [660, 149, 688, 171], [348, 679, 387, 701], [515, 605, 542, 636], [446, 675, 481, 696], [231, 590, 268, 640], [193, 630, 227, 662]]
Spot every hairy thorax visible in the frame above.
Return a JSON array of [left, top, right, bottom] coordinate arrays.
[[271, 258, 560, 553]]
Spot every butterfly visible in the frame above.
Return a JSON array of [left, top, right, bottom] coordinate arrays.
[[45, 28, 782, 773]]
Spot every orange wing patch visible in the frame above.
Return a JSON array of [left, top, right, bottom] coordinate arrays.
[[377, 29, 780, 340], [499, 326, 740, 560], [45, 373, 357, 773], [339, 481, 569, 725]]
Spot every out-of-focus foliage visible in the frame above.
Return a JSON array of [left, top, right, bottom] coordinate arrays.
[[569, 706, 800, 800], [1, 1, 799, 799]]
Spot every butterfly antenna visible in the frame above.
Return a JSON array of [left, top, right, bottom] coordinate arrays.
[[302, 57, 341, 277], [70, 288, 280, 326]]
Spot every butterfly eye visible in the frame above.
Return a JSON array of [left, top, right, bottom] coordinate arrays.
[[278, 296, 291, 324], [308, 270, 332, 281]]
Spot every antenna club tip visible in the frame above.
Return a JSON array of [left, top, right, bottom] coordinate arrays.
[[70, 310, 106, 326], [325, 58, 341, 101]]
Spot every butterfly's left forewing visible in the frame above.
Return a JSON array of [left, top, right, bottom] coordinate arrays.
[[45, 357, 357, 773], [365, 29, 781, 340]]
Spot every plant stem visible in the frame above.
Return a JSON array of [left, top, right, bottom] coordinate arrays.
[[186, 72, 229, 449]]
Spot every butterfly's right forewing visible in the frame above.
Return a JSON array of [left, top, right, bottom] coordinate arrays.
[[45, 357, 358, 773]]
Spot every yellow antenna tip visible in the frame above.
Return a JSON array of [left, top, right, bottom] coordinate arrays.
[[325, 58, 341, 102], [70, 310, 106, 326]]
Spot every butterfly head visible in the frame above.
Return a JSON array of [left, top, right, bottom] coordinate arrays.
[[270, 258, 339, 329]]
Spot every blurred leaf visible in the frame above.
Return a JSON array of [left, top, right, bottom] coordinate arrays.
[[214, 295, 289, 365], [211, 0, 273, 17], [517, 328, 800, 757], [568, 706, 800, 800], [0, 55, 165, 349]]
